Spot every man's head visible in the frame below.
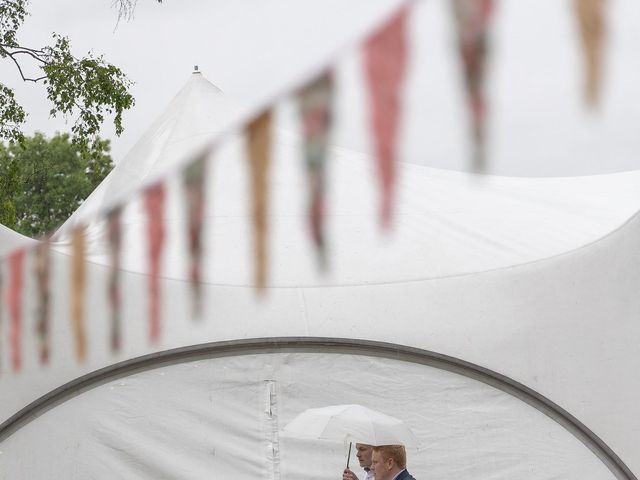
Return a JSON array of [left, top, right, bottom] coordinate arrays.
[[355, 443, 373, 469], [371, 445, 406, 480]]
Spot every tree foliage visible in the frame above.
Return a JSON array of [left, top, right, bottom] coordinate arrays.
[[0, 132, 113, 237], [0, 0, 136, 157]]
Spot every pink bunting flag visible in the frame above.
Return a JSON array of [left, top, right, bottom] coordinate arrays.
[[573, 0, 606, 108], [246, 110, 273, 293], [298, 70, 334, 269], [144, 183, 166, 343], [452, 0, 494, 171], [7, 249, 26, 372], [107, 207, 123, 352], [364, 6, 409, 229], [71, 227, 87, 362], [35, 239, 51, 364]]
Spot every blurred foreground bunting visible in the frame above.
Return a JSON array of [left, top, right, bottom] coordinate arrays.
[[246, 110, 273, 292], [35, 239, 51, 364], [71, 227, 87, 362], [144, 183, 166, 343], [573, 0, 606, 108], [365, 6, 409, 228], [298, 70, 334, 269], [7, 249, 25, 371], [183, 152, 208, 316], [107, 207, 123, 352], [452, 0, 494, 171]]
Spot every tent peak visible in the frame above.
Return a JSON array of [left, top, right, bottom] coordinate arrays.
[[193, 65, 200, 74]]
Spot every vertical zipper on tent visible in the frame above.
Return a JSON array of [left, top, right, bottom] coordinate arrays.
[[263, 379, 281, 480]]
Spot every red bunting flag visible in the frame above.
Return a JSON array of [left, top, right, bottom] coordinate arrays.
[[364, 6, 409, 228], [35, 239, 51, 364], [183, 153, 208, 317], [452, 0, 494, 171], [298, 70, 334, 269], [107, 207, 123, 352], [71, 227, 87, 362], [246, 110, 273, 293], [573, 0, 606, 108], [7, 249, 25, 372], [144, 183, 166, 342]]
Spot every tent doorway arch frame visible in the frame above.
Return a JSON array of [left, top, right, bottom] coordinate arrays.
[[0, 337, 634, 480]]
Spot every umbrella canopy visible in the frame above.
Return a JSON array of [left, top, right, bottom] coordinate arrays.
[[283, 404, 419, 448]]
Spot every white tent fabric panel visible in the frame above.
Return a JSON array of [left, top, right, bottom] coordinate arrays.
[[0, 354, 617, 480], [2, 207, 639, 475], [52, 74, 640, 282]]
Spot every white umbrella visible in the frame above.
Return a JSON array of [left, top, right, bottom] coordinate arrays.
[[283, 404, 419, 448]]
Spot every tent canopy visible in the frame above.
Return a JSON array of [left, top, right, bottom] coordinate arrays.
[[3, 1, 640, 478]]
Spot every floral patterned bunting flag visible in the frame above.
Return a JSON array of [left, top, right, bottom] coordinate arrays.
[[452, 0, 494, 171], [246, 110, 273, 293], [144, 183, 166, 343], [107, 207, 123, 352], [298, 71, 334, 269], [71, 227, 87, 362], [183, 153, 208, 317], [7, 250, 25, 371], [573, 0, 606, 108], [35, 239, 51, 364]]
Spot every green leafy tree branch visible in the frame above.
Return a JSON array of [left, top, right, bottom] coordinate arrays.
[[0, 0, 136, 156]]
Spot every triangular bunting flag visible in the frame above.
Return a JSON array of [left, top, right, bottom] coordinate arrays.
[[298, 70, 334, 269], [246, 110, 273, 292], [364, 5, 410, 228], [573, 0, 606, 108], [7, 249, 25, 372], [183, 152, 208, 317], [107, 207, 123, 352], [71, 227, 87, 362], [144, 182, 166, 343], [35, 239, 51, 364], [452, 0, 494, 171]]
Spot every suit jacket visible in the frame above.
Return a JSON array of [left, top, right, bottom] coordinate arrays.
[[395, 469, 416, 480]]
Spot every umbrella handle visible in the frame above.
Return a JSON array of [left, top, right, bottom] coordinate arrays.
[[346, 442, 352, 469]]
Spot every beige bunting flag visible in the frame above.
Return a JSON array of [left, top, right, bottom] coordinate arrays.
[[574, 0, 606, 108], [246, 110, 273, 293]]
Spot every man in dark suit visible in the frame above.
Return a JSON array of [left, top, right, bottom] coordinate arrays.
[[370, 445, 416, 480]]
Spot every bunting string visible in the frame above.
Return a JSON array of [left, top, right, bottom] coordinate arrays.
[[298, 70, 334, 269], [574, 0, 606, 108], [34, 239, 51, 364], [364, 5, 410, 228], [144, 183, 166, 343], [183, 153, 208, 317], [71, 227, 87, 362], [452, 0, 494, 171], [246, 110, 273, 292], [107, 207, 123, 352]]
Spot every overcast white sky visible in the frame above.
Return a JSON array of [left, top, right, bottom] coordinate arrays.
[[3, 0, 640, 176]]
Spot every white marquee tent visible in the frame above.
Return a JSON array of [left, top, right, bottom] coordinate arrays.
[[1, 2, 640, 479]]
